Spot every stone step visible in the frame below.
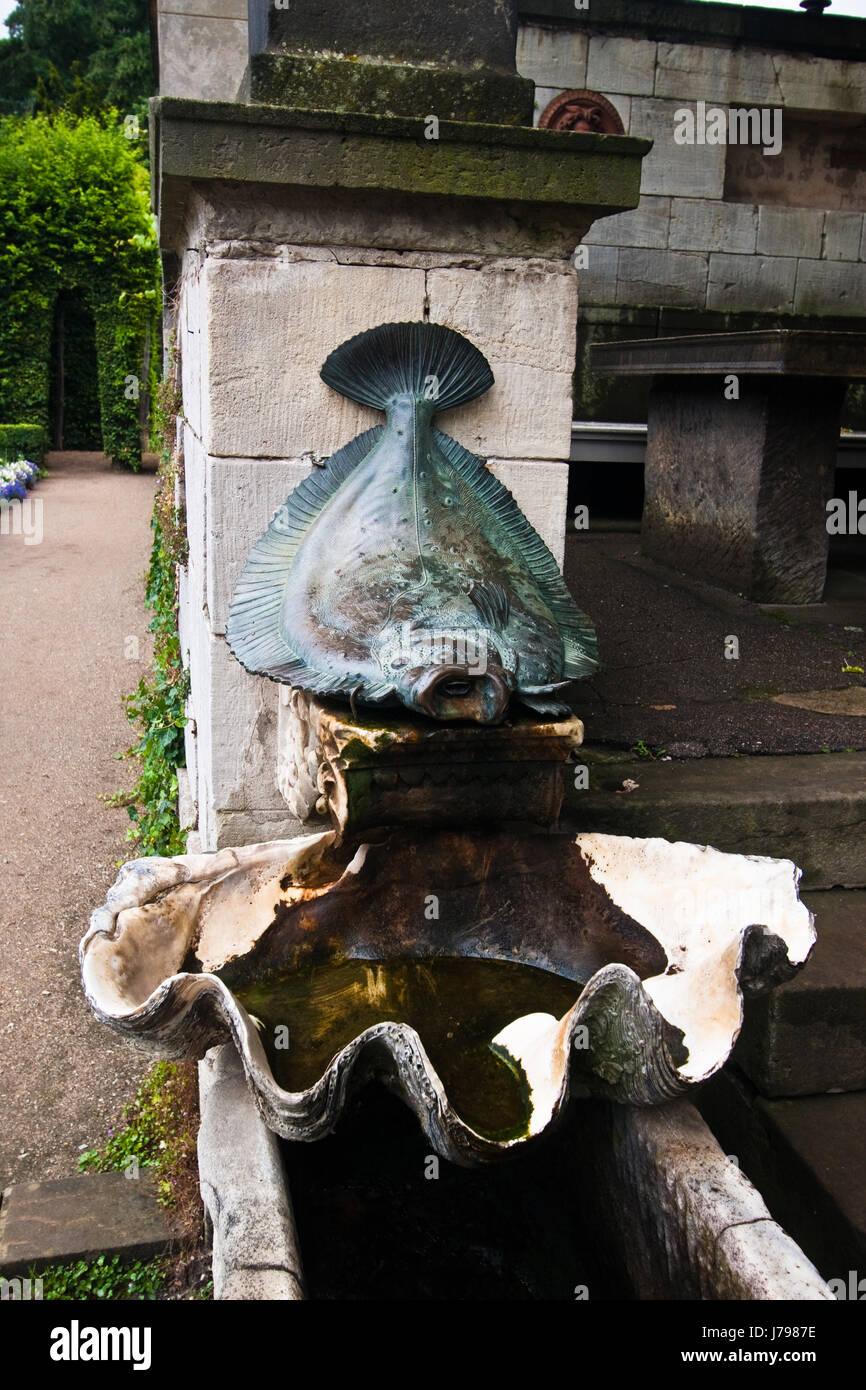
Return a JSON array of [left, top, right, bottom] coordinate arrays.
[[734, 889, 866, 1097], [697, 1069, 866, 1286], [0, 1171, 174, 1278], [563, 747, 866, 889]]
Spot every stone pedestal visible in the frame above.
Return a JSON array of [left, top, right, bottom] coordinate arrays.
[[155, 41, 648, 850], [276, 688, 584, 834], [590, 329, 866, 604]]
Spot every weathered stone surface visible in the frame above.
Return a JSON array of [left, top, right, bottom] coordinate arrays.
[[734, 890, 866, 1097], [776, 53, 866, 114], [427, 264, 577, 459], [669, 197, 757, 255], [822, 211, 864, 263], [616, 247, 708, 307], [794, 259, 866, 317], [516, 24, 588, 89], [653, 41, 734, 101], [207, 458, 311, 636], [583, 195, 670, 249], [179, 259, 206, 441], [564, 747, 866, 890], [487, 459, 569, 569], [698, 1069, 866, 1281], [157, 13, 248, 104], [756, 205, 824, 260], [707, 253, 797, 313], [629, 98, 726, 199], [198, 1044, 304, 1301], [0, 1172, 172, 1277], [203, 258, 422, 457], [181, 423, 207, 610], [251, 0, 520, 74], [640, 376, 842, 602], [214, 808, 305, 849], [161, 0, 245, 13], [575, 1098, 831, 1300], [245, 52, 534, 125], [155, 99, 651, 246], [586, 35, 656, 97], [576, 243, 619, 304], [178, 178, 615, 262]]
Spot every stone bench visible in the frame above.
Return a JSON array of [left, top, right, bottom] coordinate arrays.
[[590, 329, 866, 603]]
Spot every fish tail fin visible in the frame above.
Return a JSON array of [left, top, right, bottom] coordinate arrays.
[[320, 321, 494, 412]]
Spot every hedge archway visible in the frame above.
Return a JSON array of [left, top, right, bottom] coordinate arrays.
[[0, 111, 159, 467]]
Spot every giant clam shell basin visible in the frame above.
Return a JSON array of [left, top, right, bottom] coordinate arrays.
[[81, 829, 814, 1166]]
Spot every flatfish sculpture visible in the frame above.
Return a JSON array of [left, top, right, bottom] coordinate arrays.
[[227, 321, 598, 724]]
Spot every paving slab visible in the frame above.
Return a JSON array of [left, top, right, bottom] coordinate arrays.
[[735, 890, 866, 1096], [563, 747, 866, 888], [0, 1171, 173, 1277]]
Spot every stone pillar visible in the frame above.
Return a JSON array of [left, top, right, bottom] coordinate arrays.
[[155, 4, 649, 850]]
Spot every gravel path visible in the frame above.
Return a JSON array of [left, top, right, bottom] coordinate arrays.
[[0, 452, 158, 1188]]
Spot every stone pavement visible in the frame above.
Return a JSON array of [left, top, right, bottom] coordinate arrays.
[[565, 530, 866, 754], [0, 452, 158, 1190]]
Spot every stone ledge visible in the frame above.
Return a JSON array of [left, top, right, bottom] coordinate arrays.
[[518, 0, 866, 60], [734, 889, 866, 1097], [152, 95, 650, 249], [564, 747, 866, 888]]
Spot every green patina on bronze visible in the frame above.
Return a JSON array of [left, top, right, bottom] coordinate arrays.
[[227, 321, 598, 725]]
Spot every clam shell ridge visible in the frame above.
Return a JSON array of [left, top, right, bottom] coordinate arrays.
[[79, 832, 815, 1167]]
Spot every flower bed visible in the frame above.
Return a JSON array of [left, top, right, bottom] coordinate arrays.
[[0, 457, 40, 501]]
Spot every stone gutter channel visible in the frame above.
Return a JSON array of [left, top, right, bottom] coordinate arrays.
[[197, 1043, 831, 1301]]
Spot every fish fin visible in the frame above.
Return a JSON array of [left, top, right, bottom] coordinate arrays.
[[226, 426, 385, 676], [468, 580, 510, 631], [320, 321, 494, 413], [519, 694, 574, 718], [433, 430, 600, 681]]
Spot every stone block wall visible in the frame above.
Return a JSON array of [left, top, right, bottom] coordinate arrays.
[[156, 1, 249, 102], [516, 20, 866, 320]]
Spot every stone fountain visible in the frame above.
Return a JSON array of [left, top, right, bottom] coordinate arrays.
[[80, 0, 835, 1299], [83, 321, 828, 1297]]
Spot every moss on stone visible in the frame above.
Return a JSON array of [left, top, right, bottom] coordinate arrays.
[[154, 96, 650, 217], [246, 52, 535, 126]]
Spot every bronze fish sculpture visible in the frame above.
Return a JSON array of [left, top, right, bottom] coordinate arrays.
[[227, 321, 598, 724]]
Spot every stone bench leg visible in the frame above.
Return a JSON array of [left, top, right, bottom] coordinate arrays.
[[641, 376, 845, 603]]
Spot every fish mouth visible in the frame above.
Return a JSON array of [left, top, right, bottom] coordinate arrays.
[[405, 664, 514, 724]]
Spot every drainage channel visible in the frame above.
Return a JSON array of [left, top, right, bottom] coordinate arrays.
[[280, 1083, 623, 1302]]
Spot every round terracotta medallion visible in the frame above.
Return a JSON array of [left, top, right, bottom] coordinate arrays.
[[538, 89, 625, 136]]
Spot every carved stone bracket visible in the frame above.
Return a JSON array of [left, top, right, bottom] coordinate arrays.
[[276, 687, 585, 834]]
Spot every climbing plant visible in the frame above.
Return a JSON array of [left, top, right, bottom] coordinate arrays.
[[110, 356, 189, 856], [0, 111, 159, 468]]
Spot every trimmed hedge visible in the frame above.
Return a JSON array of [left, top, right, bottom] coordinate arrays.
[[0, 112, 160, 469], [0, 422, 47, 465]]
